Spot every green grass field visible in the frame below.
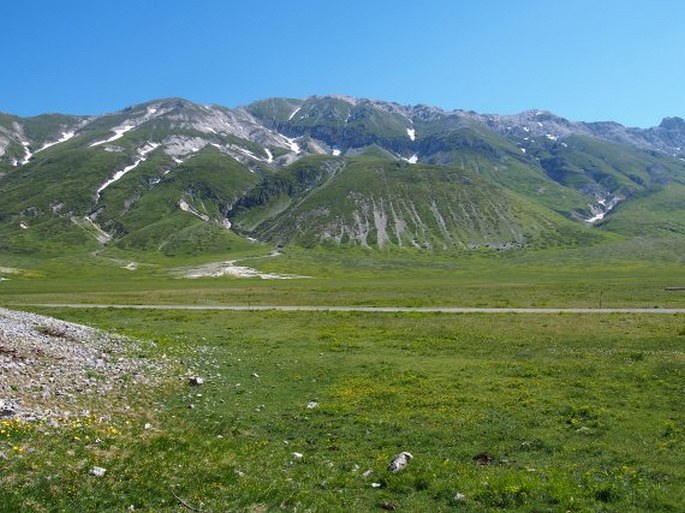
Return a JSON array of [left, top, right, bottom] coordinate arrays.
[[1, 308, 683, 512], [0, 240, 683, 512], [1, 235, 684, 310]]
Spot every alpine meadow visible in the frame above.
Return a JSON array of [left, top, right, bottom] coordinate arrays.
[[0, 94, 683, 513]]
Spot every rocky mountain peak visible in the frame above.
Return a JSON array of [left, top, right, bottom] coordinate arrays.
[[659, 116, 685, 131]]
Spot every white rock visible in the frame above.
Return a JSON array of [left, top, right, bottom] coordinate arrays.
[[90, 466, 107, 477], [388, 451, 413, 473]]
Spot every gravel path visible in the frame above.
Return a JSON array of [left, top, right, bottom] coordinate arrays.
[[0, 307, 163, 423]]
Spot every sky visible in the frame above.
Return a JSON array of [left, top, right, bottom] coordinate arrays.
[[3, 0, 684, 127]]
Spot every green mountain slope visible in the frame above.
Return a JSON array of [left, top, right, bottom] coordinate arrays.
[[599, 183, 685, 237], [105, 148, 260, 255], [0, 95, 683, 258], [231, 156, 603, 250]]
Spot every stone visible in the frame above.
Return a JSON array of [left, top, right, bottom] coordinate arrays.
[[1, 407, 16, 417], [388, 451, 413, 473], [90, 466, 107, 477]]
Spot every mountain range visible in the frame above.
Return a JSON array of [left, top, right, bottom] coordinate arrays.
[[1, 95, 683, 256]]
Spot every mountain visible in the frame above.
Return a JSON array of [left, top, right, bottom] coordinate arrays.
[[0, 95, 683, 256]]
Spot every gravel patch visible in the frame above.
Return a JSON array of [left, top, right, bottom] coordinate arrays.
[[0, 307, 165, 423], [180, 260, 310, 280]]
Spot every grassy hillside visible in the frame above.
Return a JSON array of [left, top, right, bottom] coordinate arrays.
[[246, 97, 304, 123], [233, 156, 604, 251], [531, 135, 685, 196], [104, 148, 261, 255], [0, 141, 129, 219], [412, 126, 592, 218], [599, 183, 685, 236]]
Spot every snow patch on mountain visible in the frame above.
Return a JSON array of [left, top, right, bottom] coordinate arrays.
[[234, 146, 261, 160], [96, 143, 160, 198], [402, 154, 418, 164], [96, 159, 142, 197], [89, 104, 165, 148], [288, 106, 302, 121], [35, 131, 76, 154], [407, 128, 416, 141], [586, 195, 622, 223], [90, 125, 136, 147], [20, 142, 33, 165], [139, 142, 160, 155], [209, 140, 276, 166], [282, 135, 301, 154]]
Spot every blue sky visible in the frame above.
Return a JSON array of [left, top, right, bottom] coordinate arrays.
[[3, 0, 684, 127]]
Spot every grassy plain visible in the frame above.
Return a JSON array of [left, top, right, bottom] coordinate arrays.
[[1, 308, 683, 512], [0, 235, 684, 309], [0, 240, 683, 512]]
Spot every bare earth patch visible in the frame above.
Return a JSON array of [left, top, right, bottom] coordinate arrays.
[[179, 260, 310, 280]]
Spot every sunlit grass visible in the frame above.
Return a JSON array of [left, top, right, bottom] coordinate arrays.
[[1, 309, 682, 512]]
